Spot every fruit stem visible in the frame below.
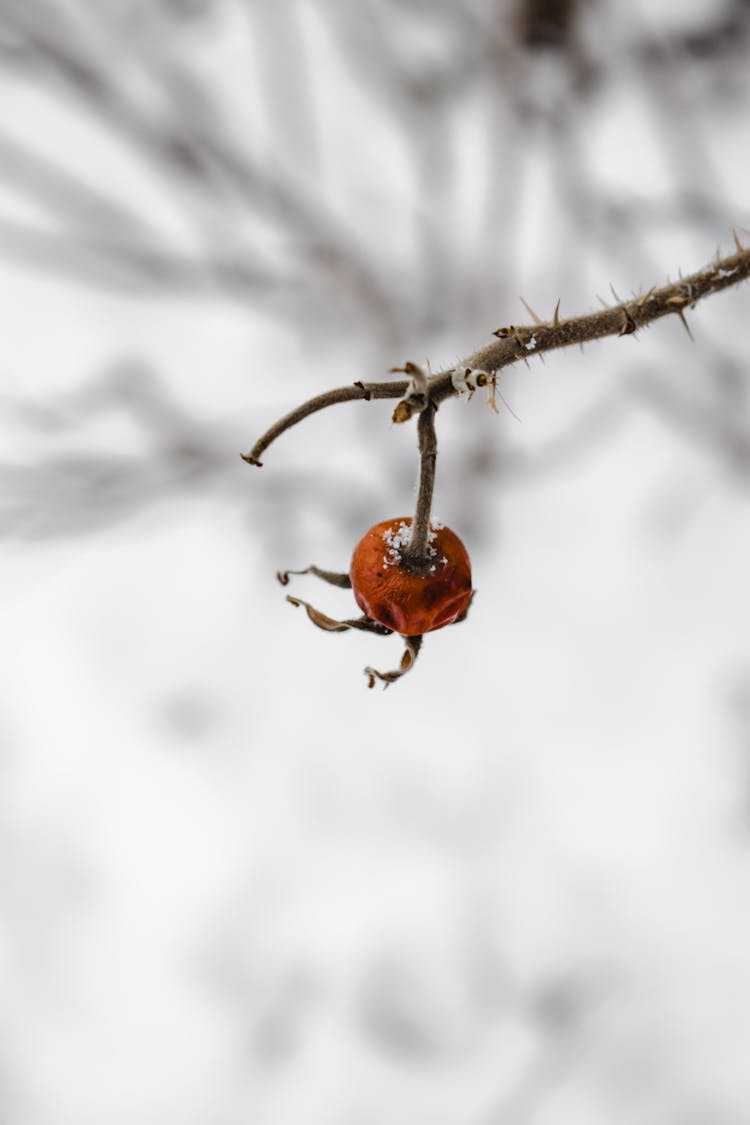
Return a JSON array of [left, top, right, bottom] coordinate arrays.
[[404, 399, 437, 568]]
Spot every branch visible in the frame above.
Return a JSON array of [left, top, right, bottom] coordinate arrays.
[[242, 244, 750, 463]]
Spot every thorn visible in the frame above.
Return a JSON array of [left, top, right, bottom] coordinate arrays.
[[675, 308, 694, 340], [552, 298, 561, 326], [609, 282, 623, 304], [391, 361, 423, 379], [388, 362, 424, 376], [618, 307, 636, 336], [495, 383, 522, 421], [714, 246, 722, 267], [486, 375, 499, 415], [637, 287, 656, 306], [596, 294, 609, 309], [520, 296, 543, 324], [733, 228, 744, 253]]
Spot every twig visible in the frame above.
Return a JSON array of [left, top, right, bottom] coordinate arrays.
[[241, 380, 407, 467], [403, 402, 438, 567]]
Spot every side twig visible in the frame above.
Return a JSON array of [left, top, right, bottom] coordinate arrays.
[[241, 379, 407, 466]]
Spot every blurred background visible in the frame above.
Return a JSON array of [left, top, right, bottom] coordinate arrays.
[[1, 1, 750, 1122]]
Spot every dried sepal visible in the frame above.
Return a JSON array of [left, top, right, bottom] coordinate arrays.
[[364, 635, 423, 689], [286, 596, 392, 636], [277, 566, 351, 588]]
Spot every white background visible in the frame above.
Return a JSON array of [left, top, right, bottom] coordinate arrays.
[[1, 2, 750, 1122]]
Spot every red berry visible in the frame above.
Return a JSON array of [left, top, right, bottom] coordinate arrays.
[[349, 518, 472, 636]]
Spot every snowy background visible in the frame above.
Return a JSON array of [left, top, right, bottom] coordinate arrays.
[[1, 1, 750, 1123]]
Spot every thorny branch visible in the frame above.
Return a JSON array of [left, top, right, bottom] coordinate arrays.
[[476, 242, 750, 374], [242, 243, 750, 467]]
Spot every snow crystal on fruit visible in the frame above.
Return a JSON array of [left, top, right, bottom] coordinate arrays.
[[380, 520, 447, 569], [381, 520, 411, 567]]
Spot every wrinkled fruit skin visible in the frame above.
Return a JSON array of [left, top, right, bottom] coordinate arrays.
[[350, 518, 472, 636]]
